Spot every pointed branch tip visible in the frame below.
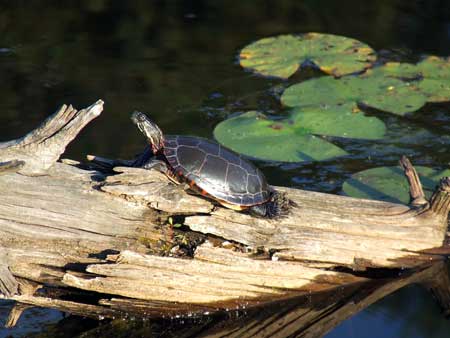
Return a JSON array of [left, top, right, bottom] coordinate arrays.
[[0, 100, 105, 175], [399, 156, 427, 207]]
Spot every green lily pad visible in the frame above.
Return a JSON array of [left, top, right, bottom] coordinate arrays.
[[342, 166, 450, 204], [213, 106, 385, 162], [214, 111, 346, 162], [374, 62, 419, 79], [377, 57, 450, 102], [290, 104, 386, 139], [239, 33, 376, 79], [281, 70, 428, 116]]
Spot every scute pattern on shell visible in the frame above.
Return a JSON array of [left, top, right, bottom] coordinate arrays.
[[164, 135, 270, 206]]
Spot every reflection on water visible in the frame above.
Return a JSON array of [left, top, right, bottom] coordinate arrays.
[[0, 302, 63, 338], [0, 262, 447, 337], [0, 1, 449, 337], [329, 285, 450, 338]]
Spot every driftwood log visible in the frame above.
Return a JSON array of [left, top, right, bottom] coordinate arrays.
[[65, 261, 450, 338], [0, 101, 449, 334]]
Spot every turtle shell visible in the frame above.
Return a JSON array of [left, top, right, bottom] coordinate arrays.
[[163, 135, 270, 206]]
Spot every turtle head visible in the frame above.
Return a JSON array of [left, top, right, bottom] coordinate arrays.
[[131, 111, 165, 153]]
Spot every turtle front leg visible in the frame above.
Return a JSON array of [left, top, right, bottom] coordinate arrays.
[[132, 146, 153, 167], [142, 159, 181, 185], [142, 159, 170, 175]]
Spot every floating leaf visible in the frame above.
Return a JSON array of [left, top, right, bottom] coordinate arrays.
[[239, 33, 376, 79], [377, 56, 450, 102], [342, 166, 450, 204], [281, 70, 428, 116], [214, 106, 385, 162], [214, 111, 346, 162], [290, 104, 386, 139], [374, 62, 419, 79]]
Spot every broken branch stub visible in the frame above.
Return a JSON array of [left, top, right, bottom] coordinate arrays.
[[0, 100, 103, 175], [429, 177, 450, 219], [399, 155, 428, 207]]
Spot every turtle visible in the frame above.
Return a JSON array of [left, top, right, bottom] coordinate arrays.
[[131, 111, 287, 217]]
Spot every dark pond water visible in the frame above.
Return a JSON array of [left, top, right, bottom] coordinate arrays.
[[0, 1, 450, 337]]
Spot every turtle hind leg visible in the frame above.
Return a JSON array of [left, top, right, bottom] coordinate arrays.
[[270, 191, 292, 217], [249, 191, 291, 218], [248, 204, 268, 217]]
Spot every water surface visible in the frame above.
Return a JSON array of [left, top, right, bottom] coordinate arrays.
[[0, 1, 449, 337]]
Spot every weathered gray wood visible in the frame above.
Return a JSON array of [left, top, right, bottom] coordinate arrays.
[[58, 262, 450, 338], [10, 294, 121, 319], [0, 160, 24, 175], [102, 167, 214, 213], [190, 261, 449, 338], [63, 244, 365, 305], [399, 155, 428, 207], [0, 100, 449, 331], [184, 184, 448, 268], [0, 264, 18, 297], [0, 101, 103, 175]]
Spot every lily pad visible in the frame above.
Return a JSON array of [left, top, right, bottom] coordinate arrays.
[[281, 70, 428, 116], [239, 33, 376, 79], [290, 104, 386, 139], [342, 166, 450, 204], [213, 106, 385, 162], [375, 56, 450, 102]]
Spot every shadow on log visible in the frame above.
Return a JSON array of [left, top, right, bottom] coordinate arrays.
[[0, 101, 449, 335]]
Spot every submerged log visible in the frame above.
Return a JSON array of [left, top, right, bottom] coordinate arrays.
[[0, 101, 449, 329]]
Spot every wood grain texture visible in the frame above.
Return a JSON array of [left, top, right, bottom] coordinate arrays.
[[0, 100, 448, 331]]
